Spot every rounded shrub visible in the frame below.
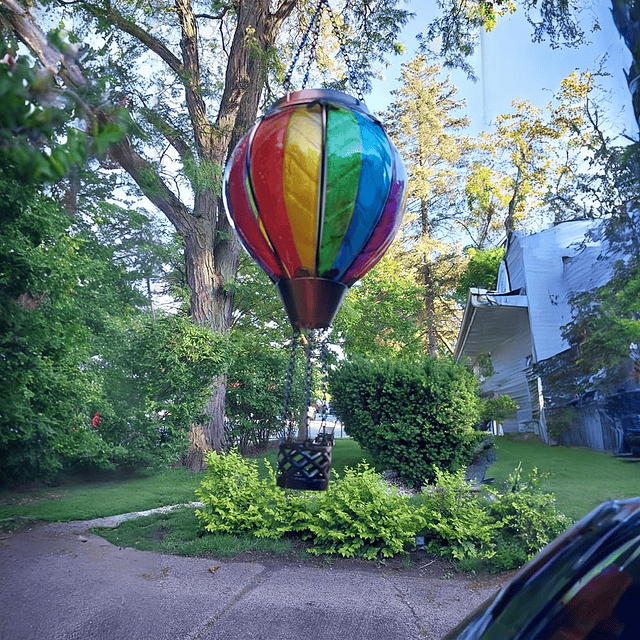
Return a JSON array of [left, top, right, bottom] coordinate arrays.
[[329, 357, 484, 487]]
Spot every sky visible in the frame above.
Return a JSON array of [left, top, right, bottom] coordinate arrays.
[[367, 1, 637, 139]]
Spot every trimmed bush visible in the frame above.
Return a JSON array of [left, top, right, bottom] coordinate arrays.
[[329, 357, 484, 487], [295, 463, 423, 559]]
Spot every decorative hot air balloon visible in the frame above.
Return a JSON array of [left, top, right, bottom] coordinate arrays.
[[223, 88, 407, 330], [223, 88, 406, 490]]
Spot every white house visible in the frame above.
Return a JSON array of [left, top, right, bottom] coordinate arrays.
[[454, 219, 639, 451]]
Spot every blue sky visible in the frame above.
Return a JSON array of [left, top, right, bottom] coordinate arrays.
[[367, 1, 636, 139]]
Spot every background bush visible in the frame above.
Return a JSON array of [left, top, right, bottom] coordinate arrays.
[[329, 357, 484, 487], [224, 332, 305, 454], [484, 464, 572, 571], [413, 467, 497, 561]]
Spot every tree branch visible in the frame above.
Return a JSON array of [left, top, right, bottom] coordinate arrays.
[[71, 0, 184, 75], [105, 130, 192, 234], [272, 0, 298, 24], [1, 0, 86, 87], [175, 0, 212, 160], [140, 106, 193, 161]]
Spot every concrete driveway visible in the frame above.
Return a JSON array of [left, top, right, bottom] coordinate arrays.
[[0, 520, 506, 640]]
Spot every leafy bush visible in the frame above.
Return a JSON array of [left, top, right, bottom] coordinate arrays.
[[479, 395, 519, 425], [329, 357, 484, 486], [225, 332, 305, 453], [413, 467, 498, 561], [95, 313, 228, 471], [484, 465, 572, 571], [295, 463, 423, 559], [194, 452, 571, 568], [195, 450, 295, 539]]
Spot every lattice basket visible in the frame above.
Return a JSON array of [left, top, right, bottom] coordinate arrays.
[[276, 441, 332, 491]]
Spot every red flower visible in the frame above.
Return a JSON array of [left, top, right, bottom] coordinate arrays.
[[92, 412, 100, 429]]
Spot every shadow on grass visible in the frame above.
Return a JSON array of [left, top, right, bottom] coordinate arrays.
[[93, 507, 297, 558]]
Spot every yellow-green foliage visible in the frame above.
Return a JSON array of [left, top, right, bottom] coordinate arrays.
[[295, 463, 423, 560], [195, 450, 296, 540], [413, 467, 498, 561], [194, 451, 570, 567]]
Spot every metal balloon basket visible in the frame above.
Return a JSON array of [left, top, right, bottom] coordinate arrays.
[[276, 440, 332, 491]]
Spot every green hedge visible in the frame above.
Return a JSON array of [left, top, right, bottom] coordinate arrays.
[[328, 357, 484, 487]]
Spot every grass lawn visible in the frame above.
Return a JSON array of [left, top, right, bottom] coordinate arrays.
[[0, 467, 203, 530], [0, 438, 375, 531], [489, 436, 640, 522], [3, 435, 639, 556]]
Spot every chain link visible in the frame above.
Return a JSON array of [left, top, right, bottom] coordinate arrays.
[[281, 329, 300, 441], [283, 0, 324, 90], [283, 0, 364, 101], [319, 329, 330, 436], [301, 15, 322, 89], [324, 1, 364, 102], [303, 330, 315, 440]]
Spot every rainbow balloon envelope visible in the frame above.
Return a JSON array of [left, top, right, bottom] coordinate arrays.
[[223, 89, 407, 330]]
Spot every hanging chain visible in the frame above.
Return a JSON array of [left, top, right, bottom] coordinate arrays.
[[283, 0, 364, 102], [283, 0, 325, 90], [281, 329, 300, 441], [303, 330, 316, 440], [301, 14, 322, 89], [324, 1, 364, 102], [319, 329, 330, 436]]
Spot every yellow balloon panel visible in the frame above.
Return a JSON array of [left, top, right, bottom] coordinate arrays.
[[283, 105, 323, 275]]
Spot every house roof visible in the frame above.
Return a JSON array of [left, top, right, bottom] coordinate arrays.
[[455, 220, 614, 365], [454, 289, 528, 362]]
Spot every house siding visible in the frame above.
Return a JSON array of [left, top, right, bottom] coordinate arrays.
[[455, 219, 632, 447]]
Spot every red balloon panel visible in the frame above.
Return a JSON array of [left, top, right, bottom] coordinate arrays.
[[224, 132, 284, 281], [249, 109, 305, 278]]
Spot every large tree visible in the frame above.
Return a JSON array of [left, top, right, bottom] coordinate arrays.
[[382, 56, 468, 356], [0, 0, 410, 467]]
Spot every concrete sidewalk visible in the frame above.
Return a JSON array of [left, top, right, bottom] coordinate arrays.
[[0, 520, 505, 640]]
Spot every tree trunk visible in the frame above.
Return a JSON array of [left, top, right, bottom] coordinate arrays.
[[0, 0, 299, 470], [181, 207, 240, 469], [423, 260, 439, 357]]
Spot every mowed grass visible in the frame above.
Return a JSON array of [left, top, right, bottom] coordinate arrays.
[[490, 436, 640, 521], [0, 438, 375, 531], [0, 467, 203, 530], [95, 506, 296, 558], [2, 435, 639, 538]]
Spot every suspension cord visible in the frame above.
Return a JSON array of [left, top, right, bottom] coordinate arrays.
[[301, 12, 322, 89]]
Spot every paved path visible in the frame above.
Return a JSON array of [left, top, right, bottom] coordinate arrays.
[[0, 518, 507, 640]]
